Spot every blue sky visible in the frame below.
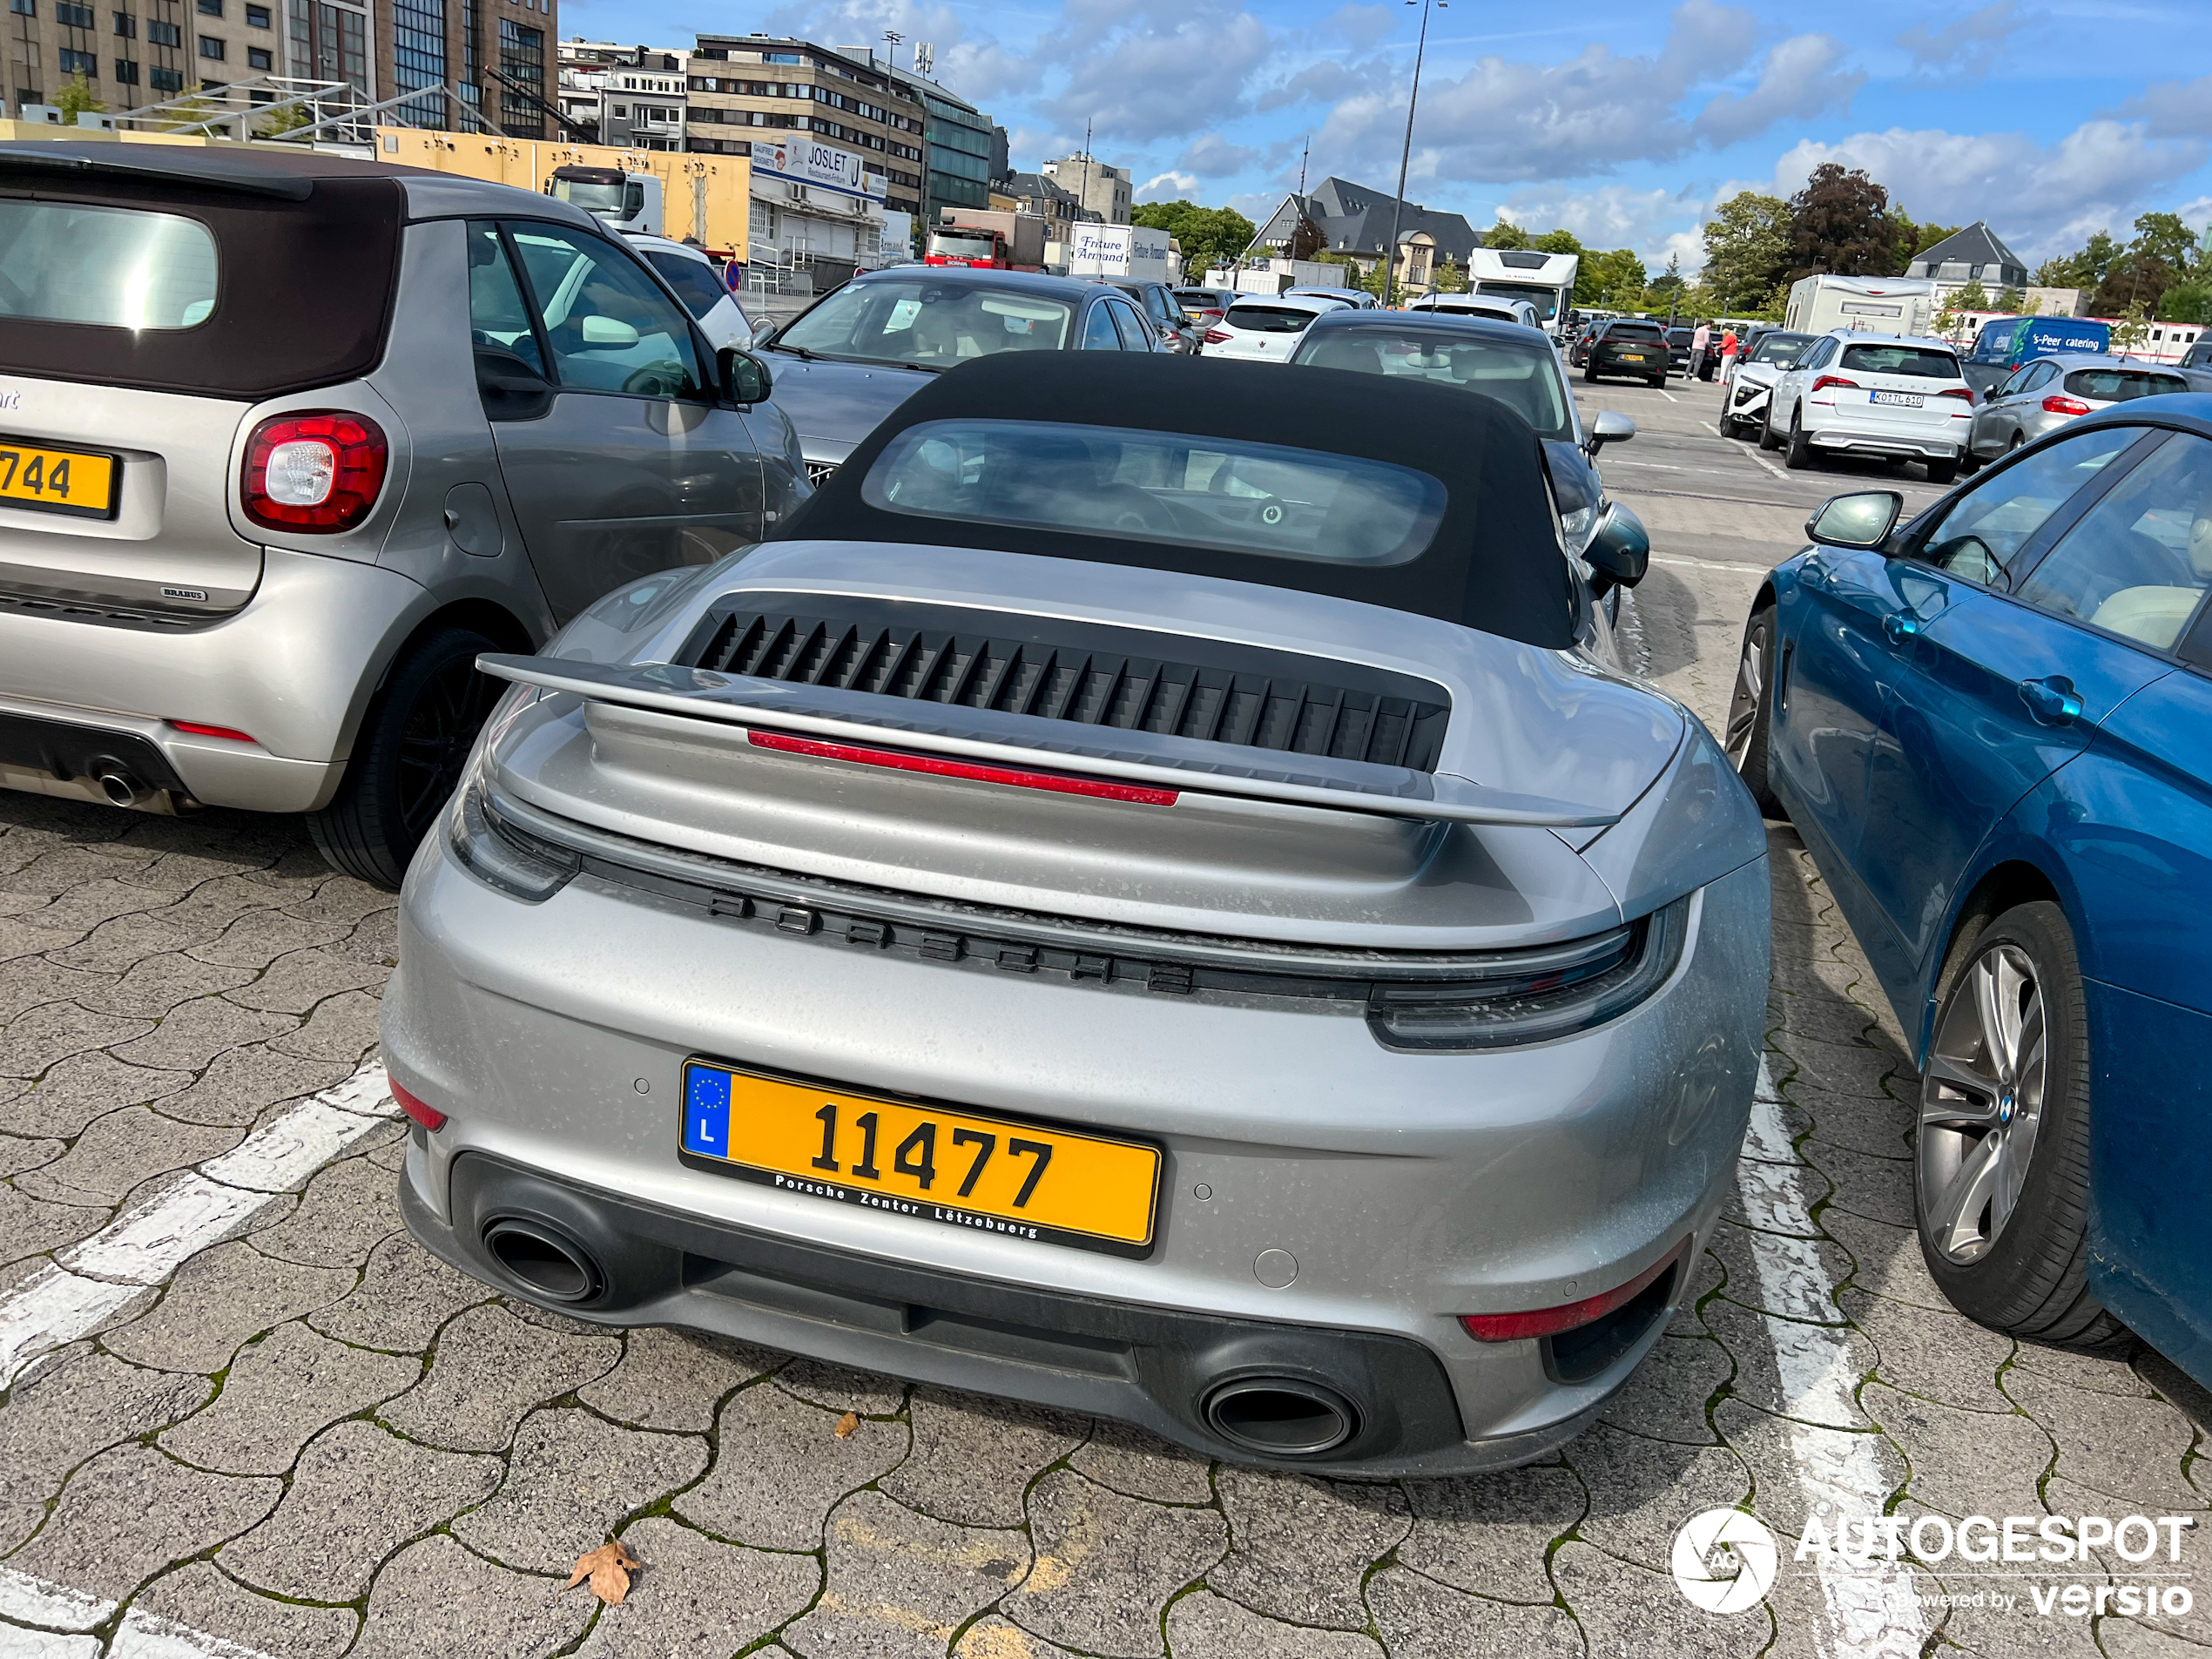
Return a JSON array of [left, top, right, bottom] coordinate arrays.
[[559, 0, 2212, 270]]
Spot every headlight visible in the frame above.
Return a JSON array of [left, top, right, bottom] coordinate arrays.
[[1366, 895, 1690, 1051]]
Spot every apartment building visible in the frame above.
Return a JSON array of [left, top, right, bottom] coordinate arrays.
[[685, 36, 921, 217], [834, 47, 1004, 253], [4, 0, 552, 138], [1040, 152, 1131, 226], [556, 38, 682, 148]]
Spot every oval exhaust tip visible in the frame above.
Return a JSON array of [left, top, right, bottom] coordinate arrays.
[[96, 770, 146, 808], [482, 1219, 603, 1305], [1202, 1377, 1359, 1457]]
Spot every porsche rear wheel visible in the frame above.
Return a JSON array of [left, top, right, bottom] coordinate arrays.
[[1725, 604, 1783, 818], [1916, 903, 2128, 1350]]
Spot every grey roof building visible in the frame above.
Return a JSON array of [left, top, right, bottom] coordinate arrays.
[[1906, 222, 2030, 291], [1254, 178, 1480, 268]]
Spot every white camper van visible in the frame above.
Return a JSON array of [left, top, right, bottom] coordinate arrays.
[[1784, 273, 1937, 339]]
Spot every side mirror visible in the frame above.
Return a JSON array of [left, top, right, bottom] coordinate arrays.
[[1585, 410, 1635, 455], [719, 347, 772, 407], [1582, 502, 1649, 595], [579, 315, 640, 347], [1805, 490, 1903, 550]]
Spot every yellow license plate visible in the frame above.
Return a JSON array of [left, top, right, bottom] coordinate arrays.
[[1620, 353, 1645, 361], [680, 1061, 1163, 1255], [0, 439, 119, 519]]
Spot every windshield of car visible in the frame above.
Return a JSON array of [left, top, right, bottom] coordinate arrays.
[[929, 232, 999, 260], [641, 249, 729, 321], [1294, 329, 1572, 440], [0, 199, 218, 330], [1748, 333, 1813, 367], [1606, 321, 1667, 341], [773, 279, 1073, 366], [1226, 304, 1325, 334], [1474, 280, 1560, 320], [557, 180, 628, 216], [1839, 344, 1962, 379], [1667, 328, 1693, 346], [860, 419, 1447, 567], [2066, 368, 2188, 401], [1175, 290, 1223, 308]]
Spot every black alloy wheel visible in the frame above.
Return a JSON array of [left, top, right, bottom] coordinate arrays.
[[308, 627, 502, 891], [1724, 604, 1783, 817], [1784, 410, 1813, 469], [1915, 903, 2127, 1349]]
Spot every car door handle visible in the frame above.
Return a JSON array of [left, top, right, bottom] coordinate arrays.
[[2020, 676, 2083, 726], [1882, 611, 1919, 645]]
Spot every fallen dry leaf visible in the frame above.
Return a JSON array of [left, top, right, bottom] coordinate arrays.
[[834, 1411, 861, 1439], [563, 1539, 642, 1606]]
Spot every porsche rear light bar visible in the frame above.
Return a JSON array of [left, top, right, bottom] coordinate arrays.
[[748, 729, 1178, 806], [1460, 1235, 1691, 1341]]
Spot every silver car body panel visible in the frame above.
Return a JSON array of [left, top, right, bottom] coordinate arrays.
[[1966, 352, 2182, 459]]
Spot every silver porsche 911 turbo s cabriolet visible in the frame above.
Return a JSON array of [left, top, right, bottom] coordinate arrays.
[[382, 353, 1770, 1475]]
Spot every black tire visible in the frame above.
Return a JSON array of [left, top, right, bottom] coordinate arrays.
[[1925, 455, 1959, 485], [1784, 409, 1812, 469], [307, 627, 502, 891], [1915, 902, 2128, 1350], [1649, 374, 1667, 388], [1758, 407, 1782, 451], [1724, 604, 1783, 818]]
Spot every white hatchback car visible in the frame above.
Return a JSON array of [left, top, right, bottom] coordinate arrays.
[[1760, 332, 1973, 482], [625, 233, 757, 354], [1202, 293, 1351, 362]]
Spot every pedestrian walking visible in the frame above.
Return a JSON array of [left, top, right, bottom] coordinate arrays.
[[1691, 318, 1713, 380]]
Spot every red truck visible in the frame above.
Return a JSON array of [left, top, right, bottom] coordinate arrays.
[[924, 209, 1046, 272]]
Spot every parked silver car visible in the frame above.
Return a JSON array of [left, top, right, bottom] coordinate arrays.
[[1966, 353, 2191, 466], [0, 143, 802, 887], [384, 354, 1770, 1474]]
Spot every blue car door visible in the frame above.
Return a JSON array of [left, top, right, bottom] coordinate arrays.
[[1841, 425, 2163, 1003], [1770, 539, 1897, 882]]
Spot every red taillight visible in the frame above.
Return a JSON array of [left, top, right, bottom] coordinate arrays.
[[1460, 1237, 1691, 1343], [746, 729, 1178, 806], [2042, 395, 2092, 416], [1204, 327, 1232, 343], [1937, 386, 1975, 402], [169, 720, 256, 743], [241, 410, 388, 532], [1809, 374, 1859, 395], [390, 1080, 448, 1132]]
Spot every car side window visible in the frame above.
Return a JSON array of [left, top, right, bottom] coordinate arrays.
[[1080, 302, 1122, 350], [2014, 434, 2212, 651], [1108, 299, 1153, 351], [2022, 361, 2058, 395], [467, 223, 545, 375], [1914, 425, 2143, 585], [1995, 364, 2034, 400], [641, 249, 731, 322], [504, 221, 706, 399]]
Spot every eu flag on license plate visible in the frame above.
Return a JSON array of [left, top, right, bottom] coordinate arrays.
[[685, 1067, 731, 1158]]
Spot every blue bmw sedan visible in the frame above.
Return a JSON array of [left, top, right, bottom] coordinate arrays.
[[1726, 397, 2212, 1383]]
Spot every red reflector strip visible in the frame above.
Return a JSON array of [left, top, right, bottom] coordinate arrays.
[[1459, 1235, 1692, 1343], [390, 1080, 448, 1132], [169, 720, 256, 743], [746, 730, 1178, 806]]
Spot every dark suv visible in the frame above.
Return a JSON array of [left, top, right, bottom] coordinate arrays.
[[1110, 280, 1203, 354], [1575, 320, 1671, 386]]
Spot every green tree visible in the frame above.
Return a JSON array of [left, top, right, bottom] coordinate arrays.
[[1992, 285, 2026, 313], [1430, 258, 1468, 293], [2130, 211, 2198, 273], [1701, 191, 1791, 312], [1784, 162, 1903, 280], [1895, 213, 1962, 265], [256, 99, 314, 138], [2109, 300, 2152, 356], [2091, 251, 2178, 320], [1131, 200, 1257, 279], [1484, 219, 1531, 250], [1533, 228, 1584, 256], [2159, 283, 2212, 324], [2034, 231, 2120, 291], [55, 71, 105, 123]]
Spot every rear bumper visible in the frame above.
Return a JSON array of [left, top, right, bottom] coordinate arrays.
[[382, 829, 1769, 1474], [1806, 421, 1961, 460], [0, 549, 431, 813]]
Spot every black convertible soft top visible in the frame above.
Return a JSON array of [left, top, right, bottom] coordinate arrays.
[[775, 352, 1578, 650]]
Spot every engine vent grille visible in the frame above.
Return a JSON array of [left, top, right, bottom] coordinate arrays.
[[675, 594, 1451, 773]]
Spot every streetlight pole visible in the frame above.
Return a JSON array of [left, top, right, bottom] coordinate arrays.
[[1381, 0, 1444, 308]]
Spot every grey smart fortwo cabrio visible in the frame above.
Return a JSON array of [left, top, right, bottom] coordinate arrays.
[[385, 354, 1771, 1474]]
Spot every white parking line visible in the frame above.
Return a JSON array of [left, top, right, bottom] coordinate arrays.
[[0, 1565, 273, 1657], [1738, 1062, 1928, 1657], [0, 1061, 394, 1390], [1653, 553, 1779, 577], [1657, 388, 1680, 403]]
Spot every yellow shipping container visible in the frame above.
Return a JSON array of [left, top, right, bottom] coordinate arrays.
[[372, 130, 750, 258]]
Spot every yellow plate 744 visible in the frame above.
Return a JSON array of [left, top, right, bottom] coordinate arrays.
[[679, 1061, 1163, 1255], [0, 440, 119, 519]]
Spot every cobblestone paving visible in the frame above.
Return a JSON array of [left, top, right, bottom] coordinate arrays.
[[1, 582, 2208, 1654]]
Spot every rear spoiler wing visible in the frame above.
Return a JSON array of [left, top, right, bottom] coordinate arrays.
[[475, 655, 1623, 831]]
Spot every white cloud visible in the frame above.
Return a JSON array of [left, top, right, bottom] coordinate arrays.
[[1769, 119, 2210, 257], [1494, 181, 1716, 266], [1178, 132, 1263, 177], [1895, 1, 2024, 80], [2118, 75, 2212, 140], [1140, 171, 1202, 199], [1691, 34, 1864, 149]]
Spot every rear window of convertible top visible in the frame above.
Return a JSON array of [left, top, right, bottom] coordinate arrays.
[[860, 418, 1447, 567]]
